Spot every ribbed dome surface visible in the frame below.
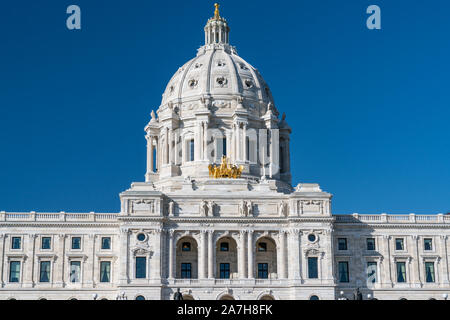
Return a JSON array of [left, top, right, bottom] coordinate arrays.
[[160, 45, 274, 110]]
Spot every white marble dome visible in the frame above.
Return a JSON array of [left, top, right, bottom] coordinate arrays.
[[161, 47, 274, 107], [160, 12, 274, 113]]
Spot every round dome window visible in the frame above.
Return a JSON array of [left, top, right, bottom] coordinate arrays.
[[137, 233, 146, 242]]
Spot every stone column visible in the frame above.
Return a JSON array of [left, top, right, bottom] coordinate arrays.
[[288, 229, 301, 280], [119, 228, 129, 284], [173, 130, 178, 165], [231, 124, 235, 163], [278, 231, 287, 279], [382, 235, 393, 286], [145, 136, 154, 181], [410, 235, 421, 286], [440, 235, 449, 285], [236, 123, 241, 161], [203, 121, 208, 161], [150, 230, 162, 280], [238, 231, 247, 279], [208, 230, 214, 278], [199, 230, 207, 279], [243, 124, 247, 162], [23, 234, 36, 287], [226, 131, 231, 159], [168, 129, 173, 165], [86, 234, 96, 286], [168, 230, 175, 279], [247, 230, 254, 278], [0, 234, 5, 286]]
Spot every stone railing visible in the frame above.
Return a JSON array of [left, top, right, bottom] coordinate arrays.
[[334, 213, 449, 224], [0, 211, 119, 222]]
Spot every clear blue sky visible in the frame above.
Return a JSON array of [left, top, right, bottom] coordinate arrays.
[[0, 1, 449, 214]]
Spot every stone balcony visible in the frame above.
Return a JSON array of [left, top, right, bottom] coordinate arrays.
[[0, 211, 119, 222], [334, 213, 450, 224]]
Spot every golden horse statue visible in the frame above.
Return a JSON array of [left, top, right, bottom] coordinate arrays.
[[208, 156, 243, 179]]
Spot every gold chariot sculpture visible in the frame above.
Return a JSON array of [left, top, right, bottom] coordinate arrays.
[[208, 156, 244, 179]]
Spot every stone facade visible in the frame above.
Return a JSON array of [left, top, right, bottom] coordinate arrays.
[[0, 5, 449, 300]]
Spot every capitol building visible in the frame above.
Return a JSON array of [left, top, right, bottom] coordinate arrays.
[[0, 5, 449, 300]]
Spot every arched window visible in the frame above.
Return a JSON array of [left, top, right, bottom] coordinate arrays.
[[309, 295, 320, 300], [136, 295, 145, 300]]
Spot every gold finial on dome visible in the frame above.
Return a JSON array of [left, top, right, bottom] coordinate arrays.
[[214, 3, 220, 19]]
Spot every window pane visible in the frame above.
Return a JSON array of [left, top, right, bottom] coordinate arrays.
[[397, 262, 406, 283], [135, 257, 146, 279], [41, 237, 51, 250], [338, 238, 347, 250], [40, 261, 51, 282], [222, 138, 227, 157], [220, 263, 230, 279], [367, 238, 375, 250], [100, 261, 111, 282], [395, 239, 404, 250], [72, 237, 81, 249], [70, 261, 81, 283], [367, 262, 377, 283], [9, 261, 20, 282], [101, 237, 111, 250], [338, 262, 349, 282], [220, 242, 229, 252], [424, 239, 432, 251], [189, 140, 194, 161], [425, 262, 435, 283], [257, 263, 268, 279], [258, 243, 267, 252], [182, 242, 191, 251], [12, 237, 21, 249], [308, 257, 318, 279], [181, 263, 191, 279]]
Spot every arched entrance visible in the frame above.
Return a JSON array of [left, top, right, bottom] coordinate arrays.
[[219, 294, 235, 300], [255, 237, 277, 279], [176, 236, 198, 279], [216, 236, 238, 279], [259, 295, 275, 300], [182, 294, 195, 300]]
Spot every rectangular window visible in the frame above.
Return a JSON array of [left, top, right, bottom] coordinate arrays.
[[220, 263, 230, 279], [220, 242, 229, 252], [11, 237, 21, 249], [338, 238, 347, 250], [424, 238, 433, 251], [246, 137, 250, 161], [181, 263, 192, 279], [9, 261, 20, 283], [395, 238, 404, 251], [39, 261, 51, 283], [257, 242, 267, 252], [100, 261, 111, 283], [366, 238, 376, 251], [189, 139, 194, 161], [41, 237, 51, 250], [396, 262, 406, 283], [425, 262, 435, 283], [222, 138, 227, 157], [71, 237, 81, 250], [70, 261, 81, 283], [182, 242, 191, 252], [257, 263, 269, 279], [367, 262, 377, 283], [135, 257, 146, 279], [308, 257, 318, 279], [101, 237, 111, 250], [338, 261, 349, 283]]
